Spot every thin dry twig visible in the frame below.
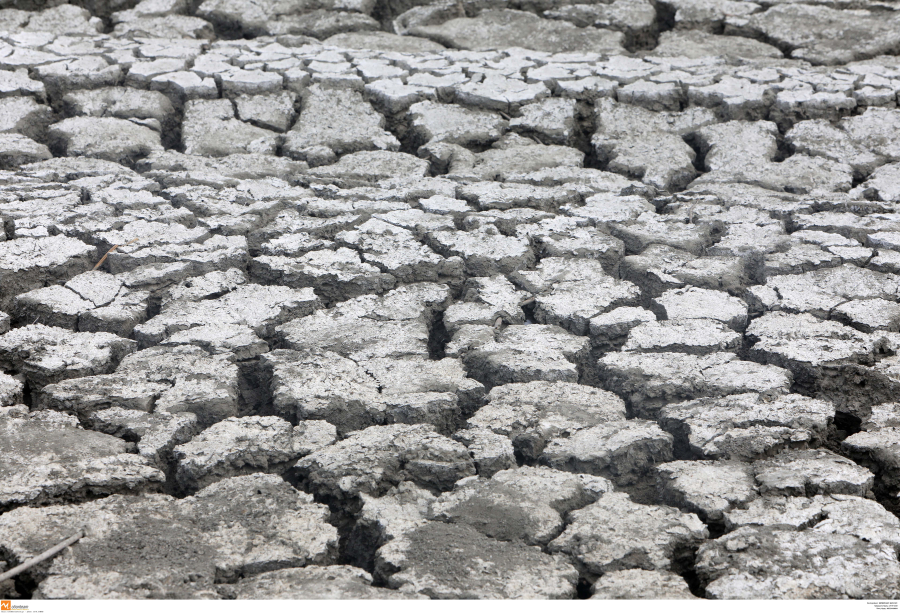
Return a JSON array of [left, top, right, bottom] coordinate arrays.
[[0, 530, 84, 583], [92, 238, 140, 271], [518, 297, 535, 307]]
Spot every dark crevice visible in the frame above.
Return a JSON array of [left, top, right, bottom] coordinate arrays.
[[873, 485, 900, 521], [704, 519, 727, 539], [682, 131, 707, 174], [680, 566, 704, 598], [342, 520, 379, 574], [520, 298, 536, 324], [575, 577, 592, 599], [772, 132, 793, 163], [385, 110, 416, 155], [9, 569, 34, 600], [833, 410, 863, 438], [203, 18, 252, 41], [427, 309, 450, 359], [672, 544, 704, 597], [237, 358, 275, 418], [158, 450, 188, 498], [568, 99, 595, 157], [653, 0, 675, 33], [512, 446, 532, 466], [331, 511, 364, 570], [582, 144, 609, 172], [145, 294, 164, 319], [10, 575, 32, 599], [617, 480, 657, 505], [20, 380, 33, 411], [625, 26, 661, 53], [0, 545, 26, 598]]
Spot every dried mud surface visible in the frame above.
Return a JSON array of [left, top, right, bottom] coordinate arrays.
[[2, 0, 900, 599]]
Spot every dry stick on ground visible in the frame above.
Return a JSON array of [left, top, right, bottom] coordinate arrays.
[[0, 530, 84, 583], [92, 238, 140, 271]]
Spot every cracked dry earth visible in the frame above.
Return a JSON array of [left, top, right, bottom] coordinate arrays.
[[5, 0, 900, 603]]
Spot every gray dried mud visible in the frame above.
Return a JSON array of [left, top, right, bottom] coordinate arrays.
[[0, 0, 900, 600]]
